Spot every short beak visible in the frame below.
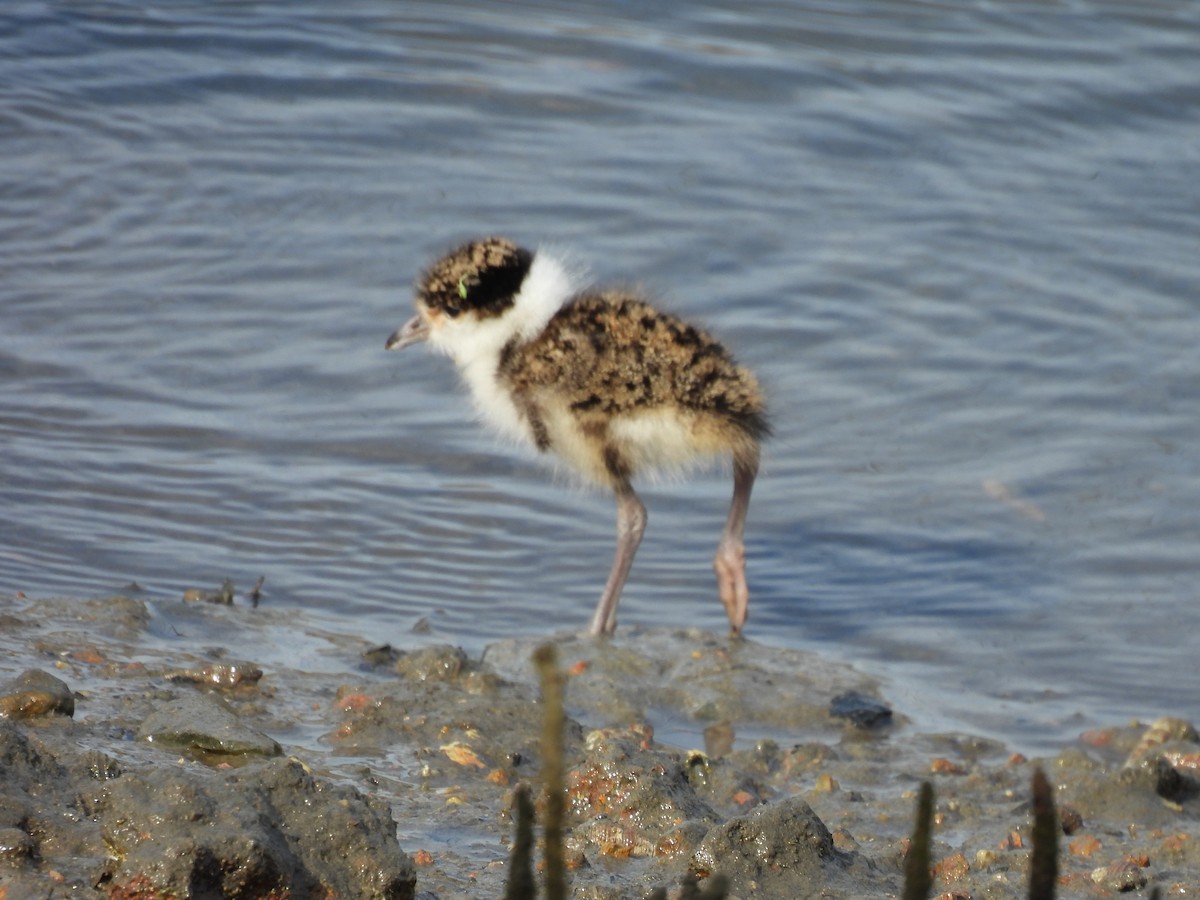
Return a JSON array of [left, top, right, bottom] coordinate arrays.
[[385, 314, 430, 351]]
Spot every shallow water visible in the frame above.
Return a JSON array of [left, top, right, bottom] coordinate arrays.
[[3, 0, 1198, 753]]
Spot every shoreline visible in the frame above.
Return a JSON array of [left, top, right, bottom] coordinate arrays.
[[1, 592, 1196, 897]]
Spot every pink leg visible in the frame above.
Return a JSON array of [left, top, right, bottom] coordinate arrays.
[[588, 482, 646, 636], [714, 451, 758, 636]]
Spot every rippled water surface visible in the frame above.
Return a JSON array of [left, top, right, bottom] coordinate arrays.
[[3, 0, 1198, 751]]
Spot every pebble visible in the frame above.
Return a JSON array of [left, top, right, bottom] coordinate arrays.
[[829, 690, 893, 729], [0, 669, 75, 719]]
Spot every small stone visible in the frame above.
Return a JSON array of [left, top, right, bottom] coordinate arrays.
[[1059, 804, 1084, 834], [1069, 835, 1102, 857], [1090, 858, 1148, 891], [394, 645, 467, 682], [829, 690, 893, 728], [0, 669, 75, 719], [690, 797, 834, 894], [1123, 716, 1200, 769], [933, 851, 970, 883], [930, 757, 967, 775], [814, 773, 839, 793], [164, 661, 263, 688], [138, 691, 280, 757], [182, 578, 236, 605]]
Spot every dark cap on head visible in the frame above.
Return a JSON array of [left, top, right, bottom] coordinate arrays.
[[418, 237, 534, 320]]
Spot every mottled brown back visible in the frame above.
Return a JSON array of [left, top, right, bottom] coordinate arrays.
[[500, 291, 769, 443]]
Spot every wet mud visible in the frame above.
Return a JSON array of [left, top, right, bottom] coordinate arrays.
[[0, 592, 1196, 898]]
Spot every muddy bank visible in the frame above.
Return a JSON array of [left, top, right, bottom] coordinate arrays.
[[0, 591, 1196, 898]]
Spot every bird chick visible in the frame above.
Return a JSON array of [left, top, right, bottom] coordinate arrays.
[[386, 237, 768, 636]]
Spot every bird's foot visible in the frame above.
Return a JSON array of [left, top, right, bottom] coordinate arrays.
[[713, 539, 749, 634]]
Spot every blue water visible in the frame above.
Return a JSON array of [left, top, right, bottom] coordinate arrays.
[[2, 0, 1198, 752]]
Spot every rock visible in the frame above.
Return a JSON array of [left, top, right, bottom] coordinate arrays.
[[102, 757, 416, 899], [182, 578, 236, 604], [1122, 716, 1199, 769], [138, 690, 280, 757], [0, 669, 75, 719], [164, 660, 264, 688], [690, 796, 838, 894], [567, 726, 719, 861], [0, 722, 121, 887], [1152, 754, 1200, 803], [394, 644, 468, 682], [829, 690, 893, 729], [1090, 858, 1148, 891], [0, 720, 416, 898]]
